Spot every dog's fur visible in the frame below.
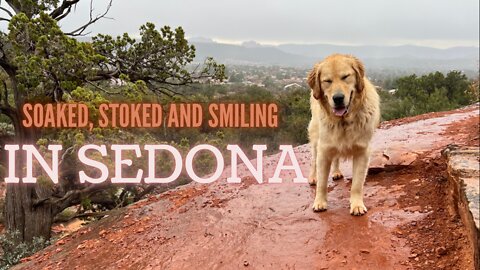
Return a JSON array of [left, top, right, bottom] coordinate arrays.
[[307, 54, 380, 215]]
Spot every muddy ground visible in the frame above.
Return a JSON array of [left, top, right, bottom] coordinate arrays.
[[14, 104, 480, 270]]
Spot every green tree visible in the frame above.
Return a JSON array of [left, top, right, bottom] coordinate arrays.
[[0, 0, 224, 242], [444, 71, 470, 105], [419, 71, 445, 95], [381, 70, 474, 120], [277, 88, 310, 144]]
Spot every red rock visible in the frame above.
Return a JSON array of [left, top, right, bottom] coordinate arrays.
[[435, 246, 447, 256]]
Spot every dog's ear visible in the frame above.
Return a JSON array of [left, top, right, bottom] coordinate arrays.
[[351, 57, 365, 92], [307, 65, 322, 99]]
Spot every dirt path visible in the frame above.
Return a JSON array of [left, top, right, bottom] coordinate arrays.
[[17, 105, 479, 270]]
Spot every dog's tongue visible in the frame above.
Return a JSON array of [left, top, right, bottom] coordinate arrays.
[[333, 107, 347, 116]]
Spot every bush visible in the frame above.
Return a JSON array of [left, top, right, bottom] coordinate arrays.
[[380, 71, 476, 121], [0, 231, 50, 269]]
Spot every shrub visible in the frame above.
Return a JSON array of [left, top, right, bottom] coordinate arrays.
[[380, 71, 476, 121], [0, 231, 51, 269]]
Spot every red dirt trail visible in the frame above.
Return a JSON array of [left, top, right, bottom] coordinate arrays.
[[16, 105, 479, 270]]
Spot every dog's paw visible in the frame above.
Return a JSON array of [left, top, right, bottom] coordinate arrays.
[[350, 200, 367, 216], [312, 199, 328, 212], [308, 177, 316, 186], [332, 171, 344, 181]]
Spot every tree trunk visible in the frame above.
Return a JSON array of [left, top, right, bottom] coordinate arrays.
[[5, 184, 54, 242], [3, 108, 55, 242], [2, 30, 57, 243]]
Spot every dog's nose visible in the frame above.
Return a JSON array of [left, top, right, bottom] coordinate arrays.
[[333, 93, 345, 106]]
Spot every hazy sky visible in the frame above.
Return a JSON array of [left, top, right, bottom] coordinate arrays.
[[2, 0, 480, 48]]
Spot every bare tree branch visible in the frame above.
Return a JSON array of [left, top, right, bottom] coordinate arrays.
[[133, 185, 156, 202], [0, 104, 17, 123], [65, 0, 113, 37], [59, 145, 75, 166], [85, 79, 122, 95], [4, 0, 20, 15], [71, 209, 119, 219], [49, 0, 80, 20], [1, 79, 10, 107], [87, 69, 120, 81], [33, 183, 108, 214]]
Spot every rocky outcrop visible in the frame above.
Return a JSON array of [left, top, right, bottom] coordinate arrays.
[[443, 145, 480, 270]]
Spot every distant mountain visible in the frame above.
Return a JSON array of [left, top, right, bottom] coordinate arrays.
[[241, 40, 267, 48], [192, 42, 312, 66], [73, 35, 478, 72], [277, 44, 479, 60], [192, 41, 479, 72]]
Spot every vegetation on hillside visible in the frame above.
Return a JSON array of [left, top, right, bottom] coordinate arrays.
[[380, 71, 478, 120]]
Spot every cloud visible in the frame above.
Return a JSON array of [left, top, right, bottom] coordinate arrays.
[[3, 0, 479, 48]]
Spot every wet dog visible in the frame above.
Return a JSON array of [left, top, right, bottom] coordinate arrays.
[[307, 54, 380, 215]]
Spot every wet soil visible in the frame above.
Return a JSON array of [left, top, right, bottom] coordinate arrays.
[[376, 157, 474, 270]]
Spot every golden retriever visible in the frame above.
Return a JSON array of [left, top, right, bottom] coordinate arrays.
[[307, 54, 380, 215]]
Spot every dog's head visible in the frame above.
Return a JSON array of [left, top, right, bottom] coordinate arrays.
[[307, 54, 365, 117]]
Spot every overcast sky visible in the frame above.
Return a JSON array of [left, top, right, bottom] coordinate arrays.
[[2, 0, 479, 48]]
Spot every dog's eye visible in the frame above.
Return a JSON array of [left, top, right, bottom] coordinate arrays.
[[341, 74, 350, 80], [323, 79, 332, 83]]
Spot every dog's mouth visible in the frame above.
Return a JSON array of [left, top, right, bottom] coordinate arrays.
[[332, 91, 353, 117], [333, 106, 348, 117]]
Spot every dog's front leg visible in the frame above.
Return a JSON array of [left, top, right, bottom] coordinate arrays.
[[331, 157, 344, 180], [308, 140, 318, 185], [312, 150, 331, 212], [307, 120, 318, 185], [350, 149, 370, 215]]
